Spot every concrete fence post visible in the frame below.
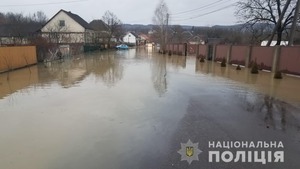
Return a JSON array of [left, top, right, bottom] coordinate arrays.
[[184, 43, 188, 56], [226, 45, 232, 64], [245, 45, 252, 68], [196, 44, 200, 57], [205, 45, 209, 60], [212, 45, 217, 61], [272, 46, 281, 72]]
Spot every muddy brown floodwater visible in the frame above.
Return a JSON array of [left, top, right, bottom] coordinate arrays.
[[0, 48, 300, 169]]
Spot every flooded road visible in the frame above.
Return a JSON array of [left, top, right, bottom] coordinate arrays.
[[0, 48, 300, 169]]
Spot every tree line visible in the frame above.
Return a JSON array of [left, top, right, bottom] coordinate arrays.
[[0, 11, 48, 24]]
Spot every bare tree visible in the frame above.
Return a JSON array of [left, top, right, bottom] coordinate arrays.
[[235, 0, 297, 45], [243, 23, 273, 45], [170, 25, 184, 43], [152, 0, 169, 51], [0, 11, 47, 45], [32, 11, 48, 23], [102, 11, 123, 48]]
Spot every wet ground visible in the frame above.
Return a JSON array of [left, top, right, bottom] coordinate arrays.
[[0, 48, 300, 169]]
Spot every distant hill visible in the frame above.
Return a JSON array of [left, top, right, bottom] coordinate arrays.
[[122, 23, 249, 33], [122, 23, 274, 37]]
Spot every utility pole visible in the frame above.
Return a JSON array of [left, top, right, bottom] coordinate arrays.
[[288, 0, 300, 46]]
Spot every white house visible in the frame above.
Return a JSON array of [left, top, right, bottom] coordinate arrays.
[[123, 32, 138, 45], [40, 9, 94, 44]]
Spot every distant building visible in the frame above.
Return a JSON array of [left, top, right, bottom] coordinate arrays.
[[261, 41, 288, 46], [89, 19, 109, 44], [0, 22, 41, 46], [138, 34, 150, 45], [123, 32, 139, 45], [188, 35, 206, 45]]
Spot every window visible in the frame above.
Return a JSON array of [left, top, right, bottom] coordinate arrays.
[[59, 20, 65, 27]]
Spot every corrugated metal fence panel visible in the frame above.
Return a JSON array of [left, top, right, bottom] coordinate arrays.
[[0, 46, 37, 73]]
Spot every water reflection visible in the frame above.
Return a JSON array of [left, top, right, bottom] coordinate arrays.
[[196, 60, 300, 131], [114, 49, 136, 59], [0, 51, 125, 101], [151, 55, 167, 96], [85, 52, 124, 87], [39, 52, 124, 88], [239, 91, 300, 131], [0, 66, 39, 99], [0, 50, 300, 169], [166, 55, 187, 70], [195, 60, 300, 104], [149, 53, 187, 97]]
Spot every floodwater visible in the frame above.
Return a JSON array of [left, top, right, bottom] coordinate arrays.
[[0, 48, 300, 169]]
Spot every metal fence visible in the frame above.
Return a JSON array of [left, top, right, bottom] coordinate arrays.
[[167, 44, 300, 76], [0, 46, 37, 73]]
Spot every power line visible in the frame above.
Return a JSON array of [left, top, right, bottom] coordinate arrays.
[[171, 3, 236, 22], [171, 0, 226, 15], [170, 0, 233, 19], [0, 0, 88, 7]]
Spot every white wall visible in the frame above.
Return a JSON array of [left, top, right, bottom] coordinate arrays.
[[123, 33, 136, 44]]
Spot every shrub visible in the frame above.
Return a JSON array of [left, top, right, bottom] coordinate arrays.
[[274, 71, 283, 79], [251, 61, 259, 74], [200, 57, 205, 62], [221, 57, 226, 67]]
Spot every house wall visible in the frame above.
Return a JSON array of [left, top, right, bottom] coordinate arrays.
[[41, 32, 86, 44], [85, 29, 95, 44], [123, 33, 136, 44], [0, 46, 37, 73], [41, 11, 85, 33]]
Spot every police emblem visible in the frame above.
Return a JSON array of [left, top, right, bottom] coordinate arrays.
[[186, 146, 194, 157], [178, 139, 202, 165]]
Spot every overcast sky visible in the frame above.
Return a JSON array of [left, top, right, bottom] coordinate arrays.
[[0, 0, 239, 26]]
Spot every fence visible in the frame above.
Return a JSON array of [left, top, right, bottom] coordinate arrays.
[[166, 43, 300, 76], [0, 46, 37, 73]]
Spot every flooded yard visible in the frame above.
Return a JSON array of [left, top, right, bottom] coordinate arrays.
[[1, 48, 300, 169]]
